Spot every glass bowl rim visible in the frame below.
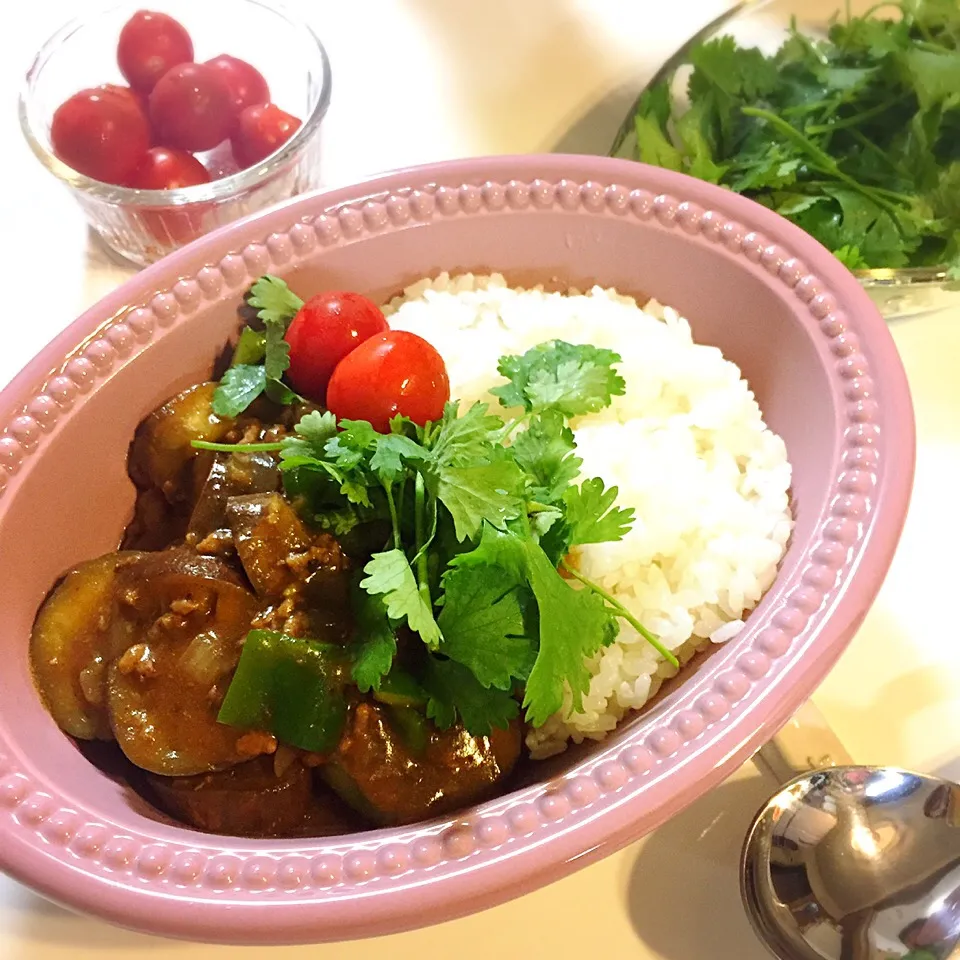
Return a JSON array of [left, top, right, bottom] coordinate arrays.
[[17, 0, 332, 208]]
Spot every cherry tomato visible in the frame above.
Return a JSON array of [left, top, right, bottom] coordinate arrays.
[[204, 55, 270, 116], [284, 292, 389, 401], [128, 147, 211, 245], [117, 10, 194, 94], [149, 63, 234, 152], [231, 103, 301, 168], [128, 146, 209, 189], [101, 83, 150, 115], [50, 85, 150, 184], [326, 332, 450, 432]]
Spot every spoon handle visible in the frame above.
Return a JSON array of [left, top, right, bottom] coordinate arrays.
[[755, 700, 854, 784]]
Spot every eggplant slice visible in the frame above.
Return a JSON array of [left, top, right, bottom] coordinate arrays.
[[187, 451, 280, 545], [128, 383, 233, 502], [30, 551, 142, 740], [107, 551, 258, 776], [322, 702, 522, 826], [146, 756, 312, 836]]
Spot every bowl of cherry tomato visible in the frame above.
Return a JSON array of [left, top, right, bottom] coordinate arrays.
[[19, 1, 331, 266]]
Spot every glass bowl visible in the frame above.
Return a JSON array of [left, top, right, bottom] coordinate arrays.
[[609, 0, 959, 320], [19, 0, 331, 267]]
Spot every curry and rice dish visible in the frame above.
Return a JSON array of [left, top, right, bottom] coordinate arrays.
[[30, 273, 793, 837]]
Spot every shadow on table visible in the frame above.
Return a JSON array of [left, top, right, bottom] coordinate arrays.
[[625, 768, 774, 960]]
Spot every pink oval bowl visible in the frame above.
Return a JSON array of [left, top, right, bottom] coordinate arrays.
[[0, 155, 913, 944]]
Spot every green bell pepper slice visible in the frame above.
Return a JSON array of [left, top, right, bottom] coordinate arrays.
[[217, 630, 348, 753], [371, 669, 428, 709]]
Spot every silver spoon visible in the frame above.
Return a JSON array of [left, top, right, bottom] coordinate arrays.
[[743, 712, 960, 960]]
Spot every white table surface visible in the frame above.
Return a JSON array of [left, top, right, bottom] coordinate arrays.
[[1, 1, 958, 956]]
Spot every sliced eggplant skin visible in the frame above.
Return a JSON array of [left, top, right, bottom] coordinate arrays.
[[30, 552, 142, 741], [187, 452, 280, 544], [226, 493, 313, 597], [146, 755, 358, 837], [226, 492, 352, 640], [128, 383, 233, 502], [322, 702, 522, 826], [107, 551, 259, 776], [146, 756, 312, 837]]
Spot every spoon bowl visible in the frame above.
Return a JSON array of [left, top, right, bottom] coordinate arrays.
[[742, 766, 960, 960]]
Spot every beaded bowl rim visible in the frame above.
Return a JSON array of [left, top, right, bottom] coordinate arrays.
[[0, 155, 914, 944]]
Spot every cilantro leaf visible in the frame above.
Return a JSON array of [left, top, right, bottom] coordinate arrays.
[[437, 567, 535, 689], [902, 47, 960, 111], [635, 112, 684, 172], [350, 590, 397, 693], [492, 340, 626, 417], [293, 410, 338, 449], [213, 276, 305, 417], [312, 505, 368, 535], [688, 35, 779, 101], [246, 275, 304, 329], [232, 327, 266, 365], [340, 477, 373, 508], [369, 434, 428, 484], [510, 410, 582, 504], [360, 550, 442, 648], [263, 318, 291, 382], [446, 520, 530, 581], [833, 244, 870, 269], [564, 478, 635, 546], [212, 364, 266, 417], [728, 146, 801, 193], [435, 457, 526, 542], [675, 101, 728, 184], [425, 402, 526, 541], [447, 523, 619, 725], [536, 515, 573, 568], [620, 8, 960, 272], [521, 539, 618, 726], [428, 402, 504, 466], [324, 419, 379, 470], [422, 655, 520, 736]]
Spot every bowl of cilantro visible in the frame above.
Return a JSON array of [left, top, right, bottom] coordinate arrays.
[[0, 154, 913, 943], [610, 0, 960, 318]]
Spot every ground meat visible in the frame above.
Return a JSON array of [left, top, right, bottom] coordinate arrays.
[[251, 585, 312, 637], [117, 643, 157, 678], [170, 596, 209, 616], [235, 731, 278, 758], [190, 529, 236, 556]]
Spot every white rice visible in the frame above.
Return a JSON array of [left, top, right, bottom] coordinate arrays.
[[383, 273, 793, 758]]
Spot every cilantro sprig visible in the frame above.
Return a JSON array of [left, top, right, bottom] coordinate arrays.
[[612, 0, 960, 275], [200, 287, 676, 737], [211, 276, 304, 417]]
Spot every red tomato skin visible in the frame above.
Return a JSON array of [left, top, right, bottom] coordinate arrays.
[[50, 86, 150, 184], [204, 55, 270, 116], [117, 10, 194, 94], [149, 63, 235, 152], [284, 292, 389, 401], [231, 103, 302, 168], [101, 83, 149, 114], [128, 146, 210, 189], [326, 332, 451, 432], [128, 147, 211, 245]]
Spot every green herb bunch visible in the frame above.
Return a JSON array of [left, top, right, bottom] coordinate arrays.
[[200, 278, 673, 737], [616, 0, 960, 276]]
